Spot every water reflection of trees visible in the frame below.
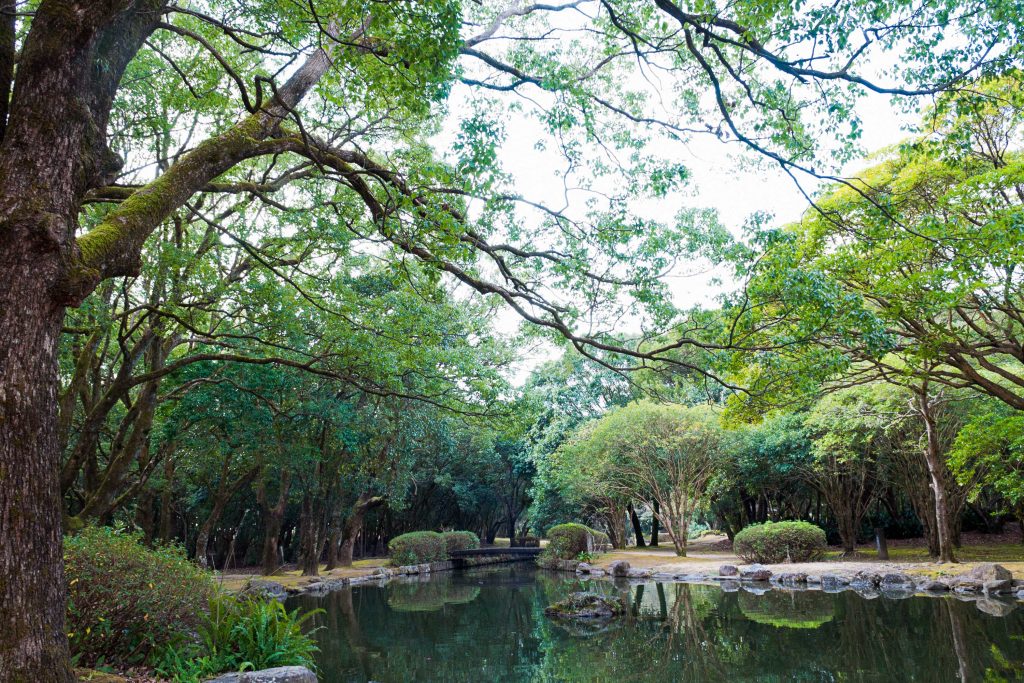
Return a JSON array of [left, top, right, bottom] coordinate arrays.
[[290, 570, 1024, 682]]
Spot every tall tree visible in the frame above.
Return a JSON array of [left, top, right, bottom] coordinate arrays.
[[1, 2, 1020, 678]]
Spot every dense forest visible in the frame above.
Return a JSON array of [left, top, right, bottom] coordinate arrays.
[[1, 0, 1023, 681]]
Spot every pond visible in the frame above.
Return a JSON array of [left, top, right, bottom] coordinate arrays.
[[287, 565, 1024, 682]]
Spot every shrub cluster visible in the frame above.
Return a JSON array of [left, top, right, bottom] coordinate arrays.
[[733, 521, 827, 564], [542, 523, 609, 560], [441, 530, 480, 554], [65, 526, 216, 668], [156, 595, 320, 683], [388, 531, 447, 565]]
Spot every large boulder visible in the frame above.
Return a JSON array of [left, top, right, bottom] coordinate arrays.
[[608, 560, 631, 577], [575, 562, 594, 574], [206, 666, 318, 683], [544, 592, 625, 620], [969, 563, 1013, 583], [719, 564, 739, 577]]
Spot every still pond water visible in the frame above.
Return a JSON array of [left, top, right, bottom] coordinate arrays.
[[287, 565, 1024, 682]]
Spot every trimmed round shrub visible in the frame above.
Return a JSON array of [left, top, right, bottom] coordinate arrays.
[[442, 530, 480, 554], [733, 521, 827, 564], [388, 531, 447, 566], [543, 523, 608, 560], [65, 526, 217, 668]]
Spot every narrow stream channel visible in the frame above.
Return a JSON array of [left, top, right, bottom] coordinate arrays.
[[287, 564, 1024, 682]]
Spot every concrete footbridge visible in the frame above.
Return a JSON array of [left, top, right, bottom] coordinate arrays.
[[448, 546, 542, 566]]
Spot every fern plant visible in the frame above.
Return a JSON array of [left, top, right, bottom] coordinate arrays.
[[155, 594, 321, 682]]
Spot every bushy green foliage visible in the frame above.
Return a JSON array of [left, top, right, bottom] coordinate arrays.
[[156, 595, 320, 682], [441, 530, 480, 553], [388, 531, 447, 565], [65, 526, 216, 668], [733, 521, 827, 564], [542, 523, 608, 560]]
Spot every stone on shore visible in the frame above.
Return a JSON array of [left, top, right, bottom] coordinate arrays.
[[719, 564, 739, 577], [239, 579, 288, 601], [608, 560, 631, 577], [969, 563, 1012, 583], [880, 573, 915, 590], [774, 572, 808, 587], [919, 580, 950, 593], [740, 564, 772, 582], [850, 571, 881, 589], [206, 665, 318, 682]]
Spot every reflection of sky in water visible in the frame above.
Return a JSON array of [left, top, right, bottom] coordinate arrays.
[[289, 565, 1024, 682]]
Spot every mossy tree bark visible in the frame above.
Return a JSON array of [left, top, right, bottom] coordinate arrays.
[[0, 2, 344, 677], [0, 2, 164, 679]]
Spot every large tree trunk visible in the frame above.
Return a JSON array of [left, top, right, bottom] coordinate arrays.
[[337, 494, 383, 568], [0, 269, 75, 682]]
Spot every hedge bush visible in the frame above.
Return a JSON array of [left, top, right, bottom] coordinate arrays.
[[542, 523, 609, 560], [733, 521, 827, 564], [65, 526, 217, 668], [388, 531, 447, 565], [441, 530, 480, 554]]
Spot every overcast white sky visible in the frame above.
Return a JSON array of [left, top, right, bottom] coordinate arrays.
[[436, 80, 917, 382]]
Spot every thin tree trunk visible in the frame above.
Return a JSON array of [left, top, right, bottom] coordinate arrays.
[[919, 392, 957, 563], [258, 470, 292, 575], [299, 493, 320, 576], [650, 500, 660, 546], [629, 503, 647, 548]]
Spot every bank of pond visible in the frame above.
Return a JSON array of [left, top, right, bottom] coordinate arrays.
[[287, 565, 1024, 682]]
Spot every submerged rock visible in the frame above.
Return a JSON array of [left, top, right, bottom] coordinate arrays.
[[984, 579, 1013, 595], [976, 599, 1017, 618], [544, 592, 625, 620], [206, 665, 317, 682]]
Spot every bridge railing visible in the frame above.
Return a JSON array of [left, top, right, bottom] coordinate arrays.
[[448, 546, 542, 558]]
